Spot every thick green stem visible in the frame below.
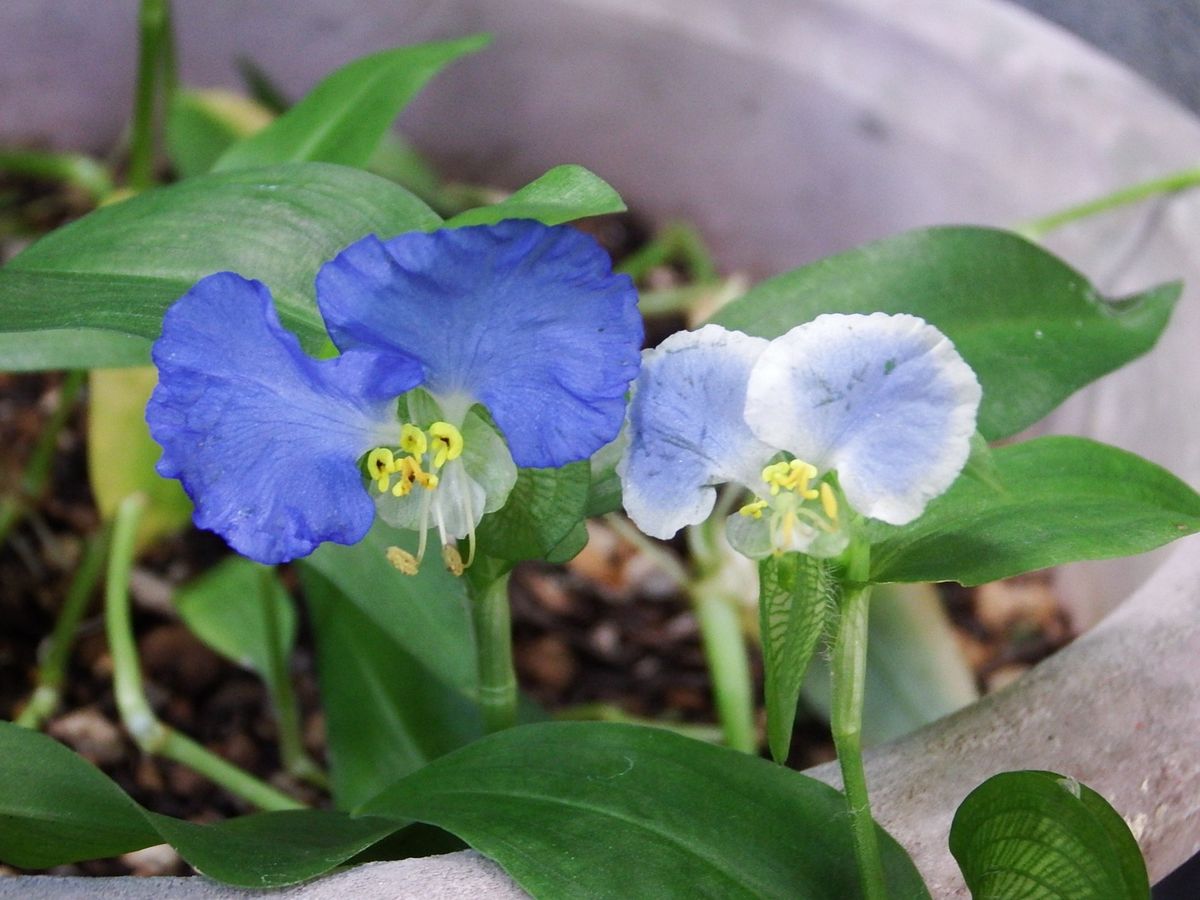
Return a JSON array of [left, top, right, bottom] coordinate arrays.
[[106, 495, 303, 811], [15, 525, 111, 729], [468, 569, 517, 733], [830, 540, 887, 900], [690, 579, 757, 753], [0, 371, 85, 547], [129, 0, 173, 191], [1017, 166, 1200, 240]]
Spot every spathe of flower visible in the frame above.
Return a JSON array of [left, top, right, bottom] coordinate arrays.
[[618, 314, 981, 558], [147, 220, 642, 567]]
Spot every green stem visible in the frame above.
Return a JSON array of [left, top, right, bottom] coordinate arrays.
[[0, 370, 85, 547], [106, 495, 304, 811], [468, 568, 517, 733], [830, 539, 887, 900], [616, 221, 718, 284], [690, 579, 757, 753], [1017, 166, 1200, 241], [15, 525, 112, 729], [128, 0, 173, 191], [603, 513, 688, 588], [258, 568, 329, 790]]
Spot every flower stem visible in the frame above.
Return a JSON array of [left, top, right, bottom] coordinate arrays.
[[0, 371, 85, 548], [106, 495, 304, 811], [690, 578, 757, 753], [1016, 166, 1200, 241], [467, 568, 518, 733], [830, 538, 887, 900], [129, 0, 174, 191], [15, 525, 111, 729]]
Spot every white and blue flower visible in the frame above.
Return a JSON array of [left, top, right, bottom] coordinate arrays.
[[147, 220, 642, 567], [618, 314, 981, 558]]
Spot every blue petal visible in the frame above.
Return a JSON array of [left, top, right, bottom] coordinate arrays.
[[745, 313, 981, 524], [618, 326, 775, 539], [314, 220, 643, 468], [147, 272, 423, 563]]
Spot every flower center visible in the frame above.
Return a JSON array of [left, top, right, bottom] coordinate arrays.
[[366, 421, 464, 497], [738, 458, 841, 553]]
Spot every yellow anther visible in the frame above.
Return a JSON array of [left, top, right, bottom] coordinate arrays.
[[400, 423, 428, 456], [367, 448, 396, 492], [442, 544, 465, 577], [429, 421, 464, 468], [414, 468, 439, 490], [819, 482, 839, 522], [386, 546, 419, 575], [739, 499, 769, 519]]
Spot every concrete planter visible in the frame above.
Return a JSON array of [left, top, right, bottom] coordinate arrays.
[[2, 0, 1197, 895]]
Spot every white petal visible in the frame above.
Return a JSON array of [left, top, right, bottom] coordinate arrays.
[[745, 313, 981, 524], [618, 325, 775, 539]]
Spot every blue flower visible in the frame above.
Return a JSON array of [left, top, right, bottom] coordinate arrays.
[[148, 220, 642, 567], [618, 314, 981, 558]]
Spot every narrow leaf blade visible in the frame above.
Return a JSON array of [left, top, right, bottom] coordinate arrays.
[[446, 165, 626, 227]]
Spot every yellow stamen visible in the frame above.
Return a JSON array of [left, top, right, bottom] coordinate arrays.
[[819, 482, 839, 522], [429, 421, 464, 468], [367, 448, 396, 492], [386, 546, 419, 575], [739, 499, 769, 519], [442, 544, 465, 576], [400, 423, 428, 456]]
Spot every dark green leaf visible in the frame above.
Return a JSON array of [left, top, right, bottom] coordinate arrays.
[[950, 770, 1149, 899], [166, 88, 273, 178], [213, 37, 489, 172], [0, 722, 159, 867], [475, 462, 591, 562], [301, 565, 482, 810], [174, 556, 295, 694], [359, 722, 930, 899], [869, 437, 1200, 585], [147, 811, 400, 888], [758, 553, 832, 763], [0, 163, 439, 370], [584, 433, 625, 517], [710, 227, 1179, 440], [446, 165, 626, 227]]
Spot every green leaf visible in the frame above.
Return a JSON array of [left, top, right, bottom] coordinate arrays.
[[213, 37, 489, 172], [300, 564, 483, 810], [474, 462, 592, 562], [950, 770, 1149, 899], [359, 722, 931, 899], [446, 165, 627, 227], [174, 556, 295, 693], [801, 583, 979, 746], [0, 163, 439, 370], [0, 722, 159, 867], [166, 88, 273, 179], [87, 367, 192, 549], [758, 553, 832, 763], [146, 811, 400, 888], [0, 723, 399, 882], [710, 227, 1179, 440], [869, 437, 1200, 586], [584, 432, 626, 517]]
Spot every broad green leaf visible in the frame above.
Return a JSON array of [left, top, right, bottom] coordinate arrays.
[[446, 165, 627, 227], [0, 162, 440, 371], [0, 722, 159, 867], [801, 582, 979, 746], [214, 37, 489, 172], [544, 519, 590, 565], [174, 556, 295, 692], [0, 723, 402, 882], [474, 462, 592, 562], [758, 553, 832, 763], [869, 437, 1200, 586], [300, 520, 475, 692], [166, 88, 273, 178], [710, 227, 1179, 440], [950, 770, 1149, 899], [87, 367, 191, 549], [301, 566, 483, 810], [359, 722, 930, 899]]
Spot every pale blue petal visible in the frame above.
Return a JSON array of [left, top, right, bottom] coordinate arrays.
[[618, 326, 775, 539], [314, 221, 642, 468], [745, 313, 981, 524], [147, 273, 423, 563]]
